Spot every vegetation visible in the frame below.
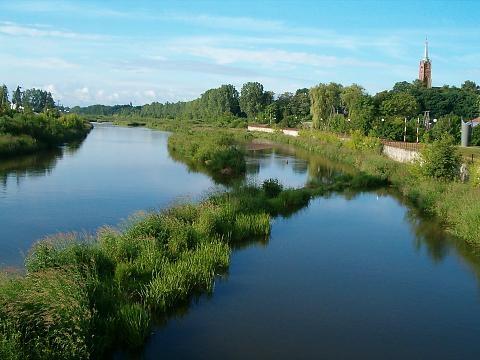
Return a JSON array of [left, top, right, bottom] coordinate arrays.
[[71, 79, 479, 144], [0, 84, 91, 157], [251, 129, 480, 246], [419, 134, 461, 180], [0, 165, 383, 358], [167, 130, 250, 180]]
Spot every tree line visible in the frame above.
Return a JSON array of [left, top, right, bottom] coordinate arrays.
[[70, 79, 480, 144], [0, 85, 58, 115]]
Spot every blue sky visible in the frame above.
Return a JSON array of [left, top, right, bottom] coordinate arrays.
[[0, 0, 479, 106]]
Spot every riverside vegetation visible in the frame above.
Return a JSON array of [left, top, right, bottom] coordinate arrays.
[[0, 85, 91, 157], [0, 112, 92, 157], [252, 129, 480, 246], [0, 129, 384, 359]]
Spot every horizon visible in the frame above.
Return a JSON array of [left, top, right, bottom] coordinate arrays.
[[1, 0, 479, 107]]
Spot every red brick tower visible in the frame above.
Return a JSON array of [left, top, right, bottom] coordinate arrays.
[[419, 38, 432, 88]]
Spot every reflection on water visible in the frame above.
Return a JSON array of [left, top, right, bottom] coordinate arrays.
[[3, 124, 480, 358], [245, 139, 353, 188], [0, 149, 62, 192], [142, 189, 480, 359]]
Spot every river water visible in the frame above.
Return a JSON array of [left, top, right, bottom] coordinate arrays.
[[2, 123, 480, 359]]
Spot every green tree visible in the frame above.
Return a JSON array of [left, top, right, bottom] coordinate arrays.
[[239, 82, 268, 119], [0, 84, 9, 112], [419, 134, 461, 180], [12, 86, 22, 110], [22, 89, 56, 113], [380, 92, 419, 118], [461, 80, 479, 93], [309, 82, 342, 129], [430, 114, 461, 143]]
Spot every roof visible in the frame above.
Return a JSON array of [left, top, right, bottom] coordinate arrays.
[[471, 117, 480, 123]]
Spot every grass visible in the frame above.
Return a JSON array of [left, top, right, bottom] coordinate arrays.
[[0, 134, 40, 157], [0, 167, 383, 358], [0, 113, 92, 158], [168, 130, 251, 182]]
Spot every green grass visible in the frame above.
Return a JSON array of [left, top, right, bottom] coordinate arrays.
[[0, 113, 92, 158], [168, 130, 251, 181], [0, 134, 40, 157], [0, 169, 383, 358]]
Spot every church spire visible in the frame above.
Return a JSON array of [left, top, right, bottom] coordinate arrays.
[[424, 37, 429, 61]]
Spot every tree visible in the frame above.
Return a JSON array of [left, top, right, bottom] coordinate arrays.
[[430, 114, 461, 143], [239, 82, 268, 119], [0, 84, 9, 112], [309, 82, 342, 129], [12, 86, 22, 110], [293, 88, 310, 120], [380, 92, 419, 118], [22, 88, 56, 113], [461, 80, 479, 93]]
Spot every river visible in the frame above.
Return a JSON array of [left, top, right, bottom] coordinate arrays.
[[2, 123, 480, 359]]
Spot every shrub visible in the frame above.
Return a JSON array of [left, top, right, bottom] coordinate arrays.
[[419, 134, 461, 180], [262, 178, 283, 198]]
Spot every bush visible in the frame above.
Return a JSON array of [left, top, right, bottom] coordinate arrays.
[[419, 134, 461, 180], [262, 178, 283, 198]]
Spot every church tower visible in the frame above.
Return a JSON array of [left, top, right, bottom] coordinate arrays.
[[418, 38, 432, 88]]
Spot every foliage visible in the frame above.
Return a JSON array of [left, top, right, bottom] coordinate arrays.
[[167, 130, 248, 179], [239, 82, 271, 119], [0, 112, 91, 157], [419, 135, 461, 180], [380, 92, 419, 118], [262, 178, 283, 198]]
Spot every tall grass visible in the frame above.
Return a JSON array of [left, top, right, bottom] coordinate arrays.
[[0, 113, 92, 158], [168, 130, 250, 180]]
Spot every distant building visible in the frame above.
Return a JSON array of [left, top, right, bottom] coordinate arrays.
[[418, 38, 432, 88], [471, 117, 480, 128]]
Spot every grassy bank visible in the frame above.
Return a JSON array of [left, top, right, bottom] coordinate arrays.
[[168, 130, 251, 181], [0, 113, 92, 158], [0, 164, 382, 359], [251, 129, 480, 246]]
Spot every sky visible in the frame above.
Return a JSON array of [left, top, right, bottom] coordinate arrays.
[[0, 0, 479, 107]]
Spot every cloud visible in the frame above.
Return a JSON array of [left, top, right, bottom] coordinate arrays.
[[0, 54, 78, 69], [171, 44, 387, 70], [0, 21, 107, 40], [168, 13, 285, 32]]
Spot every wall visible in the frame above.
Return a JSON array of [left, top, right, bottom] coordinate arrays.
[[382, 145, 420, 163], [248, 125, 418, 163]]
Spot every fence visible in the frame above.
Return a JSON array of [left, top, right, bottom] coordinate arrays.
[[381, 140, 423, 152]]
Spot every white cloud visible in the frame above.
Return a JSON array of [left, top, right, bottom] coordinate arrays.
[[0, 21, 107, 40]]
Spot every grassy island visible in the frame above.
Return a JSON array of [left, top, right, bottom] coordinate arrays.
[[0, 112, 92, 158]]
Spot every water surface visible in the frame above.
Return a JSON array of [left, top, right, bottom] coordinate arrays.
[[2, 124, 480, 359]]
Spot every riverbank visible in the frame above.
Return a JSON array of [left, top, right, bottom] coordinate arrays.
[[105, 119, 480, 245], [0, 113, 92, 158], [250, 129, 480, 246]]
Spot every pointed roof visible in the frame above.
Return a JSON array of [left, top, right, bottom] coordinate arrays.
[[424, 37, 429, 61]]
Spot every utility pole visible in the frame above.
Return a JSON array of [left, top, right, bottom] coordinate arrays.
[[416, 117, 420, 143], [404, 117, 407, 142]]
